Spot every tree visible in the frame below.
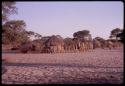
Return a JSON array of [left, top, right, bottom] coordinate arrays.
[[116, 29, 124, 43], [2, 2, 28, 45], [94, 37, 105, 42], [2, 20, 28, 46], [73, 30, 92, 41], [26, 31, 35, 36], [34, 33, 42, 39], [2, 2, 29, 47], [26, 31, 42, 40], [2, 26, 15, 44], [4, 20, 26, 32], [110, 28, 123, 40], [2, 2, 17, 23]]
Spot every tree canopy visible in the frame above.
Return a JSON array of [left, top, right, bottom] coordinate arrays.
[[4, 20, 26, 32], [2, 2, 17, 23], [110, 28, 123, 40], [2, 29, 28, 45], [73, 30, 92, 41], [116, 29, 124, 42], [2, 2, 29, 47]]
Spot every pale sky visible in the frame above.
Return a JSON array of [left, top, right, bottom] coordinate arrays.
[[10, 1, 123, 39]]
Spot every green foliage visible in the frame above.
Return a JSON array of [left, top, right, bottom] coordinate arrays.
[[26, 31, 42, 39], [26, 31, 35, 35], [116, 29, 124, 42], [73, 30, 92, 41], [5, 20, 26, 32], [15, 31, 29, 44], [2, 20, 28, 45], [2, 27, 15, 44], [34, 33, 42, 38], [73, 30, 90, 38], [110, 28, 123, 39], [2, 2, 29, 48]]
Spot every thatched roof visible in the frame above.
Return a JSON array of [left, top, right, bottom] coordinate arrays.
[[45, 35, 64, 46], [64, 38, 74, 45]]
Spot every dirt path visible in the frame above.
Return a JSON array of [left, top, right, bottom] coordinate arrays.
[[2, 48, 123, 84]]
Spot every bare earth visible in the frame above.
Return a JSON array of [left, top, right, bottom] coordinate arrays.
[[2, 48, 124, 84]]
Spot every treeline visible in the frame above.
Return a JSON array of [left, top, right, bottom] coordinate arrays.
[[2, 2, 124, 53]]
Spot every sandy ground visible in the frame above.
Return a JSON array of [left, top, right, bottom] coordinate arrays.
[[2, 47, 124, 84]]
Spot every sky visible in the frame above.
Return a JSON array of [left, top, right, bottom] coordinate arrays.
[[10, 1, 123, 39]]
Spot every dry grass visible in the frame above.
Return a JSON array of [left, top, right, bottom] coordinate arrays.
[[2, 47, 124, 84]]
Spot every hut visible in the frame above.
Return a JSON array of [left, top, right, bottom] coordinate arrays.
[[44, 35, 64, 53]]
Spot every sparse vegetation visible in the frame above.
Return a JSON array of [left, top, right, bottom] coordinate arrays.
[[2, 2, 123, 84], [2, 2, 123, 53]]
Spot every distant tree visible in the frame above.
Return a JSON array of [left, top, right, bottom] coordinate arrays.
[[2, 2, 17, 23], [26, 31, 35, 36], [110, 28, 123, 40], [116, 29, 124, 43], [73, 30, 92, 41], [26, 31, 42, 40], [94, 37, 105, 42], [35, 33, 42, 39]]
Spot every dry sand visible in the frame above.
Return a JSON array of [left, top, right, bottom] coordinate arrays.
[[2, 47, 124, 84]]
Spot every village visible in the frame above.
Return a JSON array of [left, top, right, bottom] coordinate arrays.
[[2, 1, 124, 84]]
